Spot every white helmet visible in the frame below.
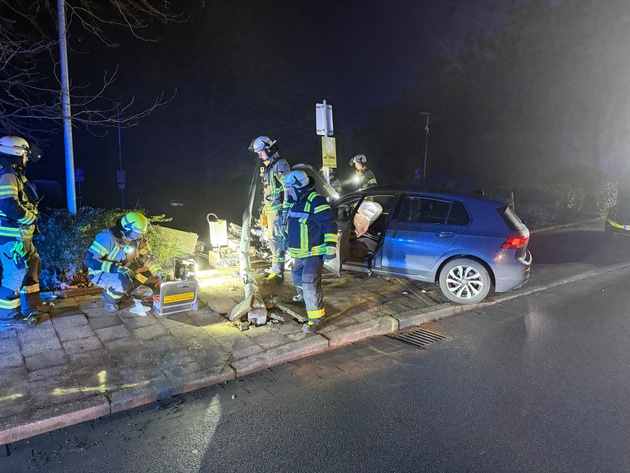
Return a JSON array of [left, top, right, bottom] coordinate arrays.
[[0, 136, 43, 163], [284, 170, 310, 189], [349, 154, 367, 165], [248, 136, 277, 154], [0, 136, 29, 157]]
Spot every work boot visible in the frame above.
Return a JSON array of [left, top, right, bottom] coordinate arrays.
[[302, 318, 324, 333], [100, 295, 119, 313], [130, 285, 153, 298], [0, 312, 32, 328], [266, 272, 284, 281], [291, 294, 304, 303]]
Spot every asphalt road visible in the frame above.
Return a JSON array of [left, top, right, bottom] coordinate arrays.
[[3, 260, 630, 472]]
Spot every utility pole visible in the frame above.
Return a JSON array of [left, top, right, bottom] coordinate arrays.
[[56, 0, 77, 214], [116, 105, 125, 209], [420, 112, 430, 184]]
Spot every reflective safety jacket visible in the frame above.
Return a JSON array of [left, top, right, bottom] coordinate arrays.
[[287, 190, 338, 258], [356, 167, 377, 190], [85, 226, 162, 282], [0, 165, 38, 243], [260, 154, 290, 214]]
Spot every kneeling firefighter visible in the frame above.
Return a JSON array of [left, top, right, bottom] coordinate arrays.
[[85, 211, 164, 313], [284, 170, 338, 333], [0, 136, 46, 326]]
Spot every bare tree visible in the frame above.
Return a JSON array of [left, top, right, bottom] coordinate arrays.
[[0, 0, 184, 140]]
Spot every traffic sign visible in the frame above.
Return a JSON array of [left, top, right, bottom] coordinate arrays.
[[316, 101, 334, 136]]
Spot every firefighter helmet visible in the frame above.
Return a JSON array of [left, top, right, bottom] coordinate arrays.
[[284, 170, 310, 189], [121, 212, 148, 237], [349, 154, 367, 166], [0, 135, 29, 157], [248, 136, 277, 154], [0, 136, 42, 163]]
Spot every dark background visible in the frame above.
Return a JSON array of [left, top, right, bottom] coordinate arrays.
[[21, 0, 630, 238]]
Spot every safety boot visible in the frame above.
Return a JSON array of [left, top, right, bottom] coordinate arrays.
[[302, 318, 324, 333], [100, 295, 119, 313], [291, 294, 304, 303]]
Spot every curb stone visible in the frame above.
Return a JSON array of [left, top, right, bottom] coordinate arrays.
[[232, 336, 329, 376], [325, 316, 399, 348], [0, 395, 110, 445]]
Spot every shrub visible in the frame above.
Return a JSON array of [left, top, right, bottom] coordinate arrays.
[[35, 208, 181, 290]]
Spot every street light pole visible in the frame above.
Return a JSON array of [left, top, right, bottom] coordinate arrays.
[[420, 112, 430, 184], [116, 105, 125, 209], [56, 0, 78, 214]]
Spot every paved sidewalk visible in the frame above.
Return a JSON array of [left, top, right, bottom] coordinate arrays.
[[1, 217, 626, 445]]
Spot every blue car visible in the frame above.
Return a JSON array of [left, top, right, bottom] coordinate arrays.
[[323, 185, 532, 304]]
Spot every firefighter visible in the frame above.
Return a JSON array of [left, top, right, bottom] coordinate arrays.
[[320, 167, 343, 194], [248, 136, 291, 280], [284, 170, 338, 333], [85, 211, 164, 313], [349, 154, 377, 190], [0, 136, 46, 326]]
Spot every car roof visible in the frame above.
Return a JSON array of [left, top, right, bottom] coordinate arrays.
[[344, 184, 513, 206]]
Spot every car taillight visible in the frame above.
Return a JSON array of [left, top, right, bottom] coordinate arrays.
[[501, 235, 529, 249]]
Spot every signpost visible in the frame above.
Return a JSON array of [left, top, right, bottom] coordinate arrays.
[[316, 100, 336, 184]]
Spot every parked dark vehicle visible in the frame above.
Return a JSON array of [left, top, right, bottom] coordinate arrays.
[[604, 197, 630, 236], [323, 185, 532, 304]]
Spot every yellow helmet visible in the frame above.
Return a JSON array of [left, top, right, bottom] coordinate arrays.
[[121, 211, 148, 237]]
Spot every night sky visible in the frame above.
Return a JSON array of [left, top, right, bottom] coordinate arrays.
[[21, 0, 626, 239]]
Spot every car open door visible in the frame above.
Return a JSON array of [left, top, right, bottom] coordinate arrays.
[[323, 221, 352, 276]]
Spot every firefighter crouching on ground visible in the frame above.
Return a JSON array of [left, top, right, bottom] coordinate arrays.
[[0, 136, 46, 326], [85, 211, 164, 313], [284, 170, 338, 333], [249, 135, 291, 280], [349, 154, 377, 190]]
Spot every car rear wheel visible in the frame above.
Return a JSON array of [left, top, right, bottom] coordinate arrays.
[[439, 258, 491, 304]]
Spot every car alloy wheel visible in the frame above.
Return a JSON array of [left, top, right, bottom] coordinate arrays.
[[438, 258, 491, 304]]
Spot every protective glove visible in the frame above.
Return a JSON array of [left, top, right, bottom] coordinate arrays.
[[323, 253, 336, 261], [117, 266, 135, 280], [259, 213, 268, 227], [7, 241, 28, 269], [155, 270, 165, 282]]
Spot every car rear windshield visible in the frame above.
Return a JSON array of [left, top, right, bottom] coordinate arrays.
[[499, 204, 526, 231]]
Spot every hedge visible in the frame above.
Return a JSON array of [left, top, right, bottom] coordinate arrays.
[[34, 208, 186, 291]]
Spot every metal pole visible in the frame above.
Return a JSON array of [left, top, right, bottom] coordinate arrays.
[[421, 112, 430, 184], [56, 0, 77, 214], [322, 99, 330, 185], [117, 106, 125, 209]]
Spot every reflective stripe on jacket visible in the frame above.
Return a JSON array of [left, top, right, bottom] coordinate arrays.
[[357, 168, 377, 190], [287, 190, 338, 258], [0, 166, 37, 241], [261, 155, 290, 213], [85, 227, 162, 279]]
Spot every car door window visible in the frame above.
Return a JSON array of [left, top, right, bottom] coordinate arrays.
[[446, 201, 470, 225], [334, 196, 362, 224], [400, 197, 451, 224]]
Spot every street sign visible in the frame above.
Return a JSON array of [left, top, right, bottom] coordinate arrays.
[[322, 137, 337, 168], [116, 169, 126, 190], [74, 168, 84, 183], [316, 102, 334, 136]]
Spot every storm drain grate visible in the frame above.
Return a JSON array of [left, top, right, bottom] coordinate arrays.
[[388, 328, 447, 348]]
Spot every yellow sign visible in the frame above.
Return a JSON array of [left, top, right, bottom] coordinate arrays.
[[321, 136, 337, 168], [164, 292, 196, 304]]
